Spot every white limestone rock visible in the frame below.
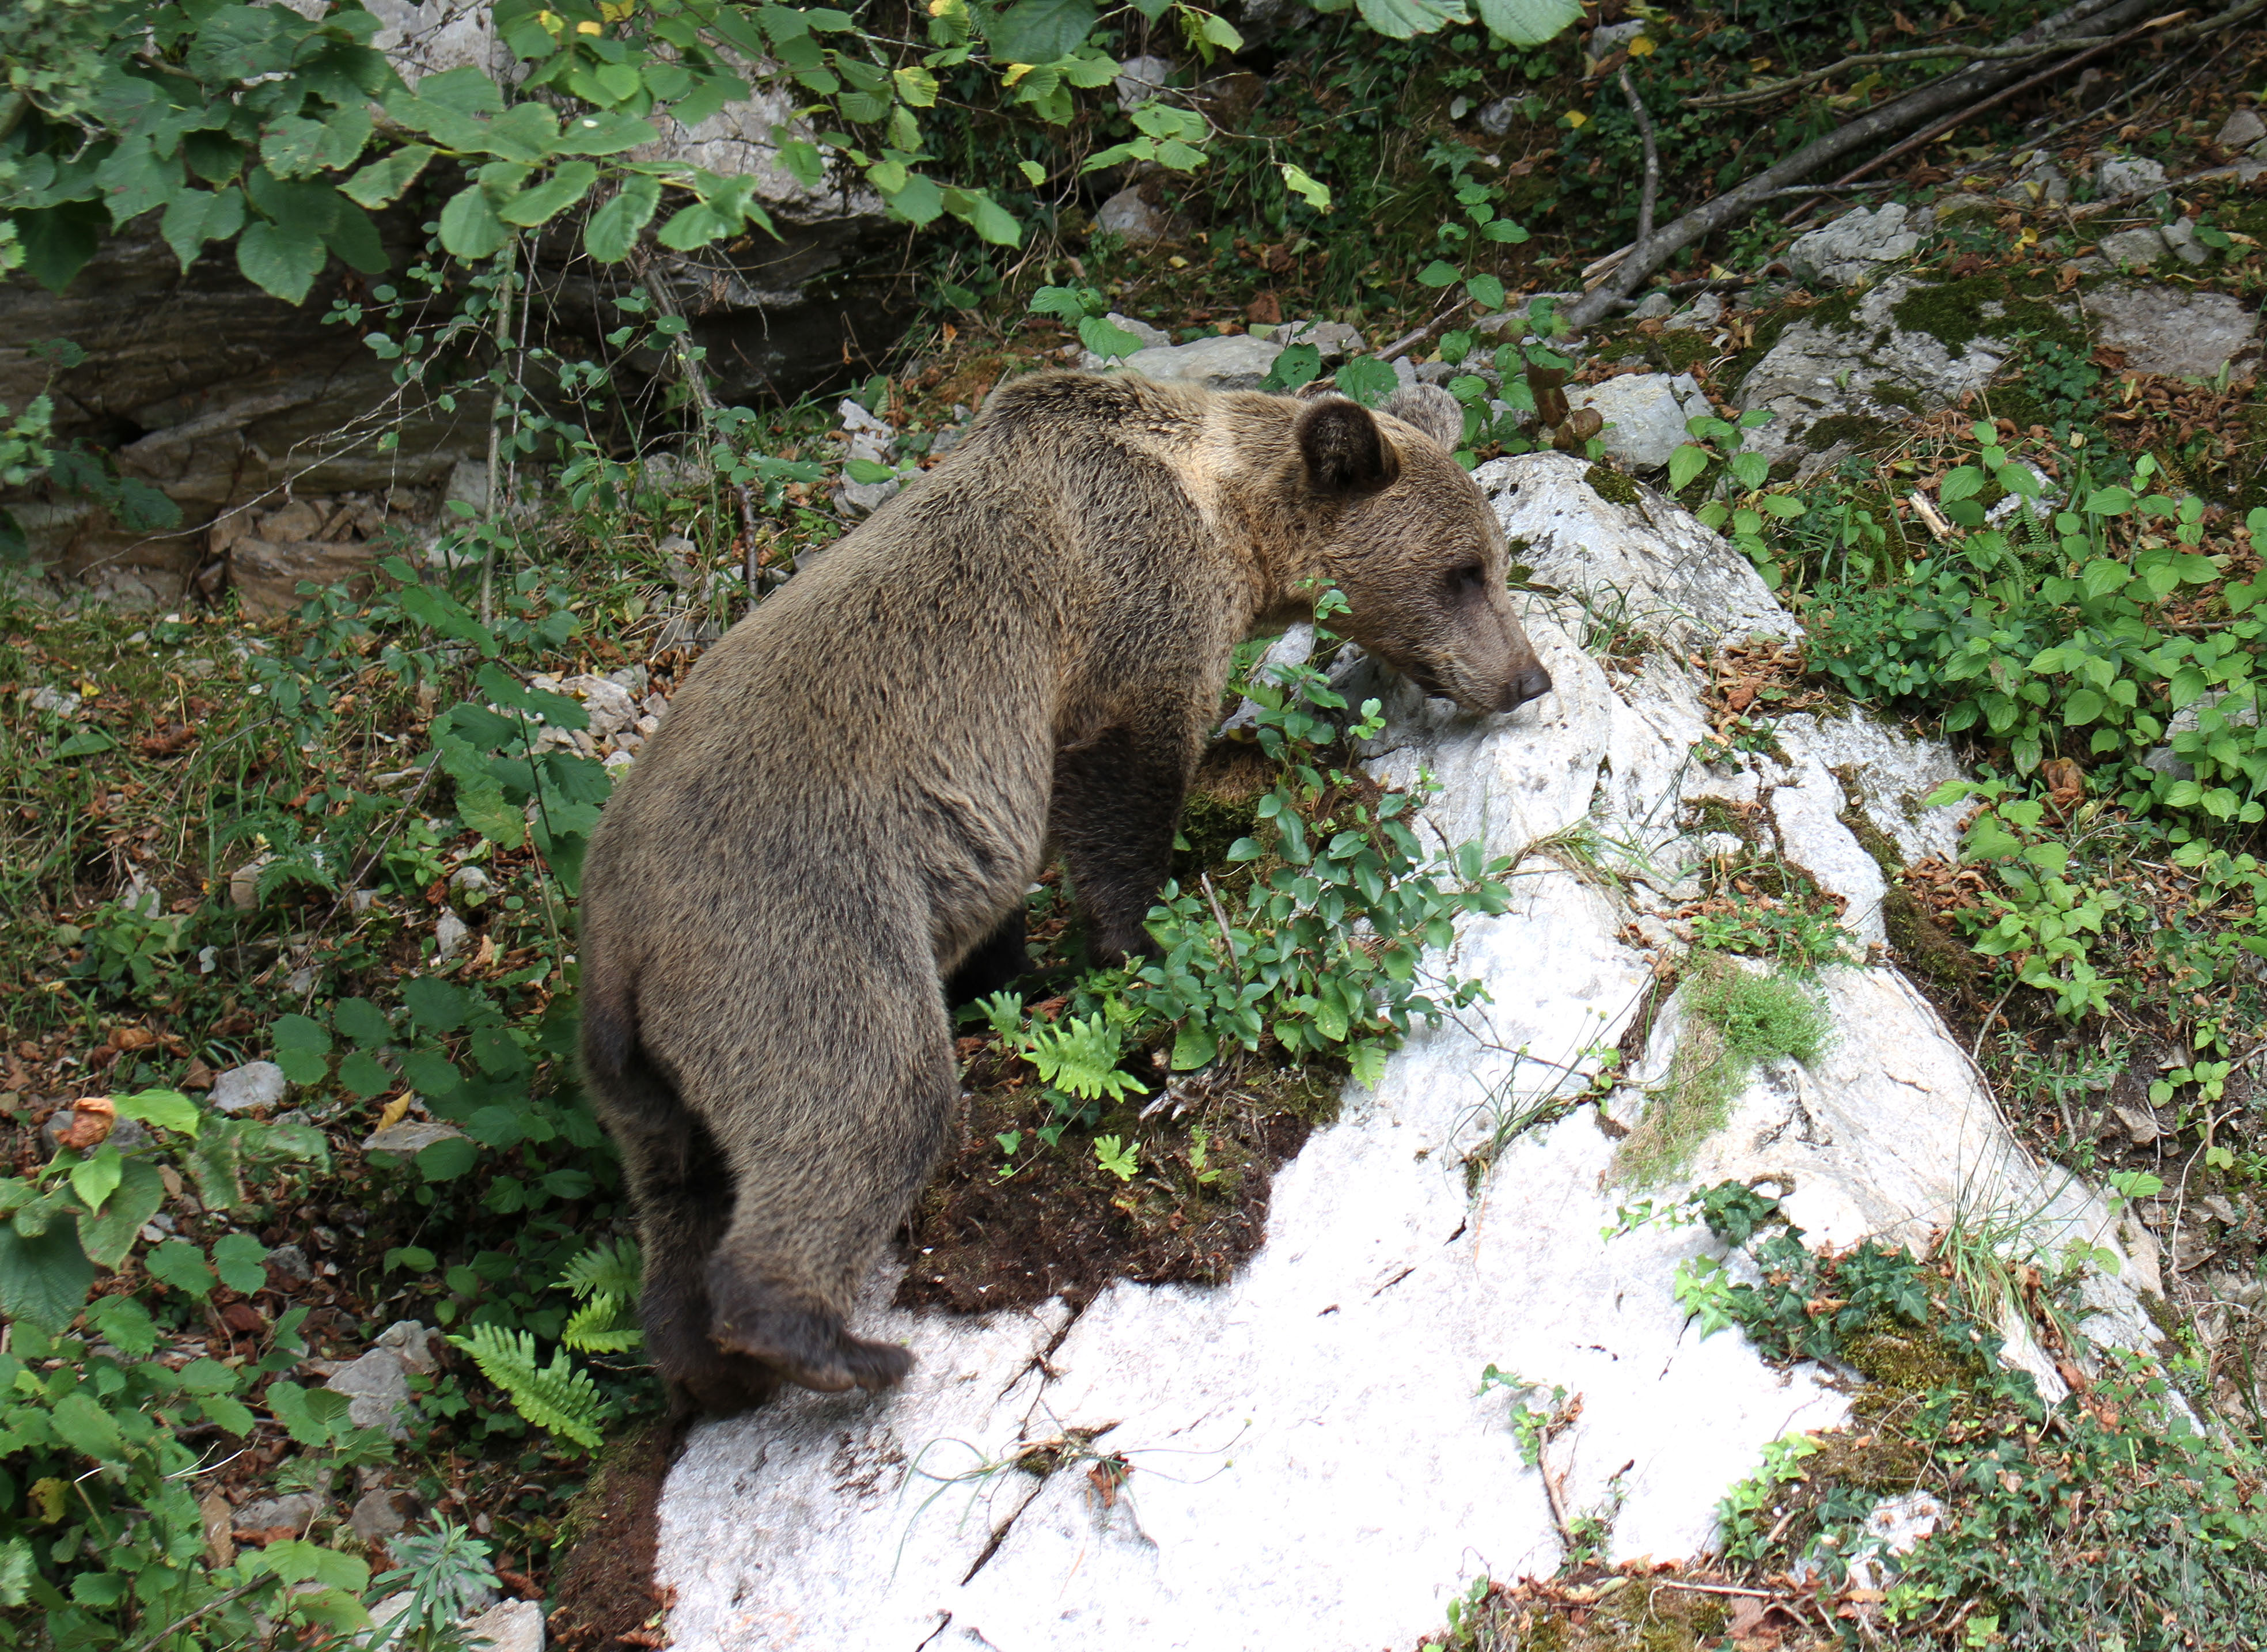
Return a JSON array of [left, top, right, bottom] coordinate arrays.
[[1113, 334, 1283, 391], [2081, 285, 2261, 378], [1786, 203, 1925, 290], [1565, 372, 1712, 470], [654, 458, 2160, 1652]]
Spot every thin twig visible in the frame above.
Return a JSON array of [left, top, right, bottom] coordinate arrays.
[[1650, 1579, 1784, 1599], [477, 234, 517, 630], [1378, 295, 1473, 364], [1199, 870, 1240, 976], [1972, 976, 2022, 1067], [1619, 63, 1661, 255]]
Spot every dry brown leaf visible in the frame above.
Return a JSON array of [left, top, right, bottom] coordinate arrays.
[[54, 1096, 117, 1150]]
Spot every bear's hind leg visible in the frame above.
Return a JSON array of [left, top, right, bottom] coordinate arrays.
[[944, 906, 1030, 1006]]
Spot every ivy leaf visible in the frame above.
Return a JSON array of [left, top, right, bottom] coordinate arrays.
[[236, 219, 329, 304]]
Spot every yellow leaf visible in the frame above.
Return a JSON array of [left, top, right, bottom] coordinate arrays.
[[1749, 56, 1772, 70], [377, 1094, 411, 1132], [575, 18, 602, 33], [1628, 34, 1655, 55], [1002, 62, 1033, 85], [1564, 110, 1587, 128], [600, 0, 635, 16], [1167, 256, 1188, 268]]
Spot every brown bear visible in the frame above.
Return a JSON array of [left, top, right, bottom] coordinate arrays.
[[577, 370, 1550, 1412]]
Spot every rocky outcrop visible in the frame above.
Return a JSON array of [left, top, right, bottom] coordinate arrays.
[[652, 457, 2155, 1651]]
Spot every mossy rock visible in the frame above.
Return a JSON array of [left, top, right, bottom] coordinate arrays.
[[1583, 462, 1644, 508], [1802, 412, 1900, 453], [1882, 886, 1978, 992]]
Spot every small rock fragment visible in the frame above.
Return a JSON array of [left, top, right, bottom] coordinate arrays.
[[460, 1598, 546, 1652], [351, 1487, 411, 1544], [435, 911, 469, 961], [324, 1344, 418, 1437], [1097, 187, 1169, 245], [266, 1242, 313, 1283], [1787, 202, 1924, 289], [2217, 108, 2267, 151], [233, 1491, 325, 1534], [211, 1061, 288, 1115], [1115, 334, 1284, 392], [2110, 1104, 2160, 1147], [363, 1119, 469, 1156], [2097, 153, 2167, 196]]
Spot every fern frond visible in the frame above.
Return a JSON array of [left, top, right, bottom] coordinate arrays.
[[558, 1236, 642, 1301], [1026, 1013, 1146, 1102], [562, 1293, 644, 1354], [448, 1324, 609, 1448]]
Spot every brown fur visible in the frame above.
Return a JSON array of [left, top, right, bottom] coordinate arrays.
[[577, 372, 1549, 1411]]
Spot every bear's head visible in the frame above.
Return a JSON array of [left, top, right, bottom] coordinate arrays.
[[1290, 385, 1551, 716]]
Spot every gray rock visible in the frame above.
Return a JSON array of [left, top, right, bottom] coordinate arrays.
[[267, 1243, 313, 1283], [434, 911, 469, 961], [1475, 96, 1521, 138], [1113, 54, 1176, 111], [2098, 153, 2167, 196], [26, 686, 81, 716], [362, 1119, 469, 1156], [377, 1320, 441, 1376], [2082, 285, 2261, 377], [350, 1487, 410, 1544], [2097, 226, 2168, 268], [1276, 319, 1366, 364], [1786, 203, 1925, 289], [1734, 272, 2033, 461], [1097, 188, 1170, 245], [1591, 19, 1648, 55], [234, 1491, 324, 1533], [554, 675, 638, 740], [448, 865, 491, 903], [1564, 373, 1711, 470], [1626, 291, 1675, 321], [1666, 291, 1724, 331], [2159, 218, 2211, 266], [1114, 334, 1284, 392], [2218, 109, 2267, 151], [2112, 1105, 2161, 1147], [325, 1343, 418, 1437], [461, 1599, 545, 1652], [211, 1061, 288, 1115]]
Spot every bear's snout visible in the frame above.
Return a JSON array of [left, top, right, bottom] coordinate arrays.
[[1499, 664, 1553, 713]]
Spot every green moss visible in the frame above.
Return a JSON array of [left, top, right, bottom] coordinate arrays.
[[1615, 957, 1829, 1185], [1882, 886, 1978, 992], [1870, 379, 1926, 415], [1889, 272, 2086, 357], [1830, 766, 1904, 878], [1583, 462, 1643, 509], [1802, 412, 1899, 452], [1656, 331, 1718, 374]]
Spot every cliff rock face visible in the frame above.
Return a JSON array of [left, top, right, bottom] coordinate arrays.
[[649, 457, 2157, 1652], [2, 6, 902, 609]]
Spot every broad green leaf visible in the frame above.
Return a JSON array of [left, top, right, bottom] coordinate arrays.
[[1463, 272, 1506, 309], [145, 1238, 217, 1299], [332, 997, 392, 1047], [499, 160, 599, 227], [337, 1050, 394, 1099], [2084, 486, 2135, 516], [1937, 465, 1984, 502], [417, 1136, 480, 1180], [68, 1146, 123, 1216], [1077, 313, 1146, 360], [78, 1158, 165, 1271], [160, 186, 247, 271], [403, 977, 471, 1032], [0, 1223, 94, 1331], [113, 1088, 200, 1135], [342, 145, 435, 210], [457, 782, 529, 847], [1667, 443, 1708, 492], [948, 188, 1022, 247], [1354, 0, 1470, 39], [655, 200, 732, 249], [2062, 687, 2105, 724], [585, 174, 662, 262], [266, 1380, 353, 1446], [213, 1232, 270, 1294], [1279, 164, 1331, 211], [555, 109, 660, 155], [439, 181, 511, 259], [236, 219, 328, 304], [1416, 259, 1459, 287], [1472, 0, 1581, 43], [49, 1393, 126, 1465], [1334, 355, 1401, 408], [1172, 1020, 1218, 1071], [87, 1292, 158, 1357], [895, 65, 940, 105], [984, 0, 1098, 62]]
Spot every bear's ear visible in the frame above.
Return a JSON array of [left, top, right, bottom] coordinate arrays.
[[1383, 384, 1464, 451], [1296, 397, 1400, 497]]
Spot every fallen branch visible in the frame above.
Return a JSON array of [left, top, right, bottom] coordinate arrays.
[[1561, 0, 2173, 328], [1620, 63, 1662, 258]]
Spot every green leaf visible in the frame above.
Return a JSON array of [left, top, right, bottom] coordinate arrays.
[[333, 998, 392, 1047], [2084, 486, 2135, 516], [50, 1392, 127, 1465], [984, 0, 1099, 62], [2062, 687, 2105, 724], [1333, 356, 1401, 408], [213, 1232, 270, 1293], [417, 1136, 480, 1181], [68, 1146, 123, 1216], [895, 65, 941, 105], [1472, 0, 1582, 43], [1416, 259, 1460, 287], [1354, 0, 1471, 39], [438, 181, 511, 259], [403, 976, 471, 1032], [1279, 164, 1332, 212], [87, 1291, 158, 1357], [342, 145, 435, 210], [17, 200, 107, 293], [585, 174, 662, 262], [1077, 313, 1146, 360], [54, 728, 116, 758], [0, 1222, 93, 1331], [1463, 272, 1506, 310], [113, 1088, 200, 1135], [499, 160, 599, 227], [1171, 1020, 1218, 1071], [947, 187, 1022, 247], [145, 1239, 217, 1299], [1667, 443, 1708, 492], [337, 1050, 394, 1100], [160, 186, 247, 272], [554, 111, 661, 156], [78, 1158, 165, 1271], [236, 218, 328, 304], [266, 1380, 354, 1446]]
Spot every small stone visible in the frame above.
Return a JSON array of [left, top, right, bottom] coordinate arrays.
[[1666, 291, 1724, 330], [2111, 1104, 2160, 1147], [211, 1061, 288, 1115], [460, 1598, 545, 1652], [1565, 373, 1712, 470], [2098, 225, 2169, 267], [27, 686, 82, 716], [228, 854, 272, 911], [2218, 108, 2267, 150], [1115, 334, 1284, 392], [233, 1491, 324, 1534], [2201, 1195, 2239, 1226], [1113, 54, 1176, 112], [837, 477, 900, 516], [324, 1345, 417, 1437], [267, 1243, 313, 1283], [555, 675, 639, 740], [1475, 96, 1519, 138], [448, 865, 491, 903], [1627, 291, 1675, 320], [1276, 319, 1366, 364], [445, 460, 490, 514], [435, 911, 469, 961], [363, 1119, 469, 1156], [377, 1320, 441, 1376], [2097, 153, 2167, 196], [1787, 202, 1924, 289], [1097, 187, 1169, 245], [351, 1487, 409, 1544], [2159, 218, 2210, 266]]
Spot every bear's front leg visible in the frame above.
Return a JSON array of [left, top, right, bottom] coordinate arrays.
[[1050, 720, 1197, 965]]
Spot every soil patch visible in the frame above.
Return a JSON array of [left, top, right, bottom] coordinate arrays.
[[547, 1420, 684, 1652]]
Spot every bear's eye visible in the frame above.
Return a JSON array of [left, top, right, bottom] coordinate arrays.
[[1446, 560, 1487, 596]]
